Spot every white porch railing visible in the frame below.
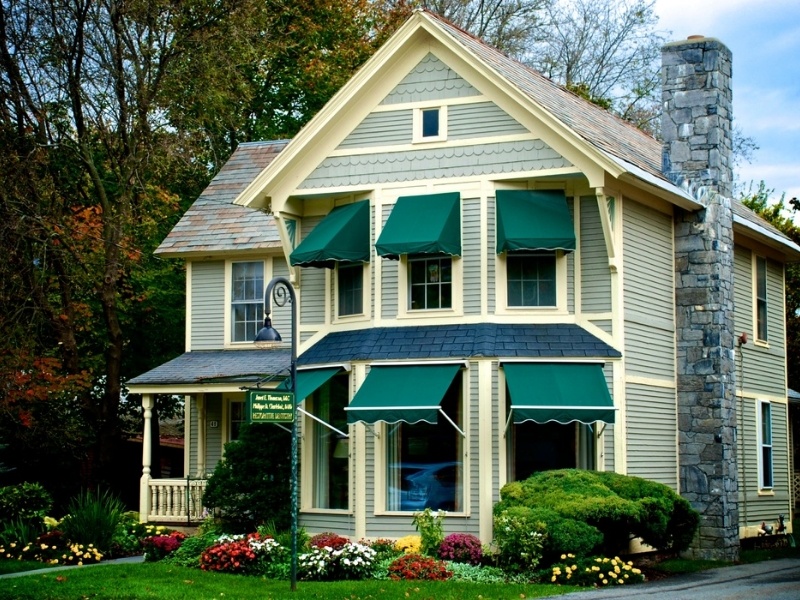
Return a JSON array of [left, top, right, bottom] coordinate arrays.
[[794, 472, 800, 509], [147, 478, 208, 523]]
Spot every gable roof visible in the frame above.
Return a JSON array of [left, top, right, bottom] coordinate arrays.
[[156, 141, 289, 257]]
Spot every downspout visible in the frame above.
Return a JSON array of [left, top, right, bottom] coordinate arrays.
[[738, 332, 748, 531]]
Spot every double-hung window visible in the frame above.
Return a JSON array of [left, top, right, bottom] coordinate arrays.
[[756, 256, 768, 341], [757, 400, 774, 489], [230, 401, 246, 441], [506, 252, 557, 307], [308, 374, 350, 510], [338, 263, 364, 316], [409, 255, 452, 310], [231, 261, 264, 343]]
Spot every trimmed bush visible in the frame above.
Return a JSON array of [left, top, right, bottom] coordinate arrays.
[[202, 424, 291, 533], [494, 469, 700, 557]]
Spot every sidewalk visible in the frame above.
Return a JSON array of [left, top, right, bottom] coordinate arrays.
[[543, 557, 800, 599]]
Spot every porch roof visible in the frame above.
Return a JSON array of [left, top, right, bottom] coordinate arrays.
[[297, 323, 620, 365], [126, 349, 292, 390]]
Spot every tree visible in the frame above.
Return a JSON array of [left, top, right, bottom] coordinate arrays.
[[0, 0, 407, 496], [740, 181, 800, 392]]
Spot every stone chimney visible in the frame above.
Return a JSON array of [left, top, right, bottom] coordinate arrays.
[[663, 37, 739, 561]]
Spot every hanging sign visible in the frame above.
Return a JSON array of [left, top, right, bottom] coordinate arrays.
[[247, 389, 295, 423]]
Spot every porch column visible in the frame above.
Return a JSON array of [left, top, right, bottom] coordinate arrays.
[[139, 394, 154, 523]]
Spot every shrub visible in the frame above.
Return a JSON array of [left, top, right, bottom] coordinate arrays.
[[503, 506, 603, 563], [495, 470, 700, 556], [366, 538, 400, 561], [438, 532, 483, 565], [298, 541, 377, 580], [58, 489, 125, 554], [493, 510, 546, 574], [142, 531, 187, 562], [0, 517, 42, 548], [388, 553, 453, 581], [412, 508, 445, 556], [202, 424, 291, 533], [0, 530, 103, 565], [110, 512, 149, 557], [309, 532, 349, 550], [0, 482, 53, 524], [547, 555, 645, 587], [394, 535, 421, 554], [446, 561, 506, 583], [164, 531, 220, 568]]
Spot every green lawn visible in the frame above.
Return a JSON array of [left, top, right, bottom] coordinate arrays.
[[0, 562, 579, 600]]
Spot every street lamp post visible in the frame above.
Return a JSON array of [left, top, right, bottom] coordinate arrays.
[[254, 276, 298, 592]]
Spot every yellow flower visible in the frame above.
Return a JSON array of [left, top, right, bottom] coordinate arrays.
[[592, 566, 600, 571], [567, 553, 575, 558], [609, 571, 617, 578], [614, 566, 620, 573], [572, 564, 577, 570], [41, 544, 49, 550], [560, 554, 567, 559], [78, 561, 83, 566], [551, 575, 557, 582], [632, 568, 641, 575], [602, 579, 608, 584], [599, 573, 604, 579]]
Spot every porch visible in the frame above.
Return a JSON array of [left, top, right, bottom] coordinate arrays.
[[144, 477, 208, 524]]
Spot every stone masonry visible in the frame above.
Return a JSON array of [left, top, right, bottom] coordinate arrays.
[[664, 37, 740, 561]]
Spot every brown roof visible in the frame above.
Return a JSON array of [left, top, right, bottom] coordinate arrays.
[[427, 10, 664, 182], [156, 141, 289, 256]]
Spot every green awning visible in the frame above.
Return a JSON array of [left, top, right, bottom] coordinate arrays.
[[346, 364, 461, 425], [375, 192, 461, 259], [278, 367, 343, 402], [496, 190, 575, 253], [503, 362, 615, 424], [290, 200, 370, 268]]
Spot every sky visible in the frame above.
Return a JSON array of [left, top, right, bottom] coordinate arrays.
[[654, 0, 800, 202]]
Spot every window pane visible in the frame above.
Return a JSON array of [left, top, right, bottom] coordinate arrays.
[[441, 283, 452, 308], [386, 377, 462, 511], [409, 256, 452, 311], [311, 375, 350, 509], [338, 265, 363, 316], [507, 253, 556, 307], [422, 108, 439, 138], [762, 447, 773, 487], [761, 403, 772, 443]]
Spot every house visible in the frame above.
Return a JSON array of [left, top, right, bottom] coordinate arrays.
[[126, 10, 800, 560]]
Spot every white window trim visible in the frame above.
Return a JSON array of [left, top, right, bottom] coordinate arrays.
[[333, 262, 371, 324], [373, 367, 469, 516], [756, 399, 774, 491], [752, 254, 769, 346], [224, 258, 267, 347], [495, 251, 568, 315], [412, 105, 448, 144], [397, 254, 464, 319]]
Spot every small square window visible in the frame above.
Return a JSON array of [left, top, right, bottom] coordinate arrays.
[[506, 252, 556, 307], [409, 256, 452, 310], [414, 106, 446, 143], [338, 263, 363, 316]]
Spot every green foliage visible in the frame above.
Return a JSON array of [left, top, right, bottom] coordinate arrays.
[[492, 510, 547, 574], [110, 512, 150, 557], [412, 508, 446, 556], [446, 561, 506, 583], [0, 518, 43, 548], [501, 506, 604, 562], [164, 531, 220, 568], [58, 489, 126, 554], [495, 470, 699, 556], [0, 482, 53, 525], [202, 424, 292, 533], [546, 555, 645, 586]]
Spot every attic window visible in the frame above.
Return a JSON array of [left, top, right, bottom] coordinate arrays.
[[414, 106, 447, 143]]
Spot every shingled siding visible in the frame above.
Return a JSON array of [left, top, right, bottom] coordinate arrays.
[[380, 53, 480, 105], [580, 197, 611, 314], [298, 140, 570, 190], [737, 399, 790, 523], [622, 199, 675, 380], [190, 261, 225, 350], [733, 247, 787, 399], [463, 198, 482, 315], [625, 382, 677, 488]]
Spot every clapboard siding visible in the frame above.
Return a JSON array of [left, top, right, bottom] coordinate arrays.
[[380, 204, 398, 318], [298, 216, 327, 326], [300, 513, 355, 537], [625, 382, 677, 489], [737, 399, 791, 523], [338, 110, 412, 149], [204, 393, 223, 473], [188, 399, 199, 475], [380, 53, 480, 105], [299, 140, 569, 189], [487, 197, 496, 315], [603, 363, 615, 472], [623, 199, 675, 379], [463, 198, 482, 315], [580, 197, 611, 313], [190, 261, 225, 350], [449, 102, 528, 139], [271, 258, 292, 337]]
